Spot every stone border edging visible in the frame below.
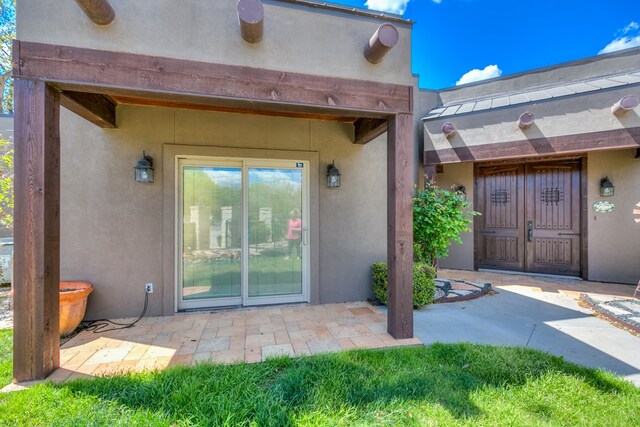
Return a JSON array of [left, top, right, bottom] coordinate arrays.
[[580, 294, 640, 335]]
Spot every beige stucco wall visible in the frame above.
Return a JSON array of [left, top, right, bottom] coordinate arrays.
[[587, 149, 640, 284], [439, 47, 640, 104], [60, 105, 388, 320], [433, 163, 475, 271], [424, 85, 640, 157], [17, 0, 412, 86]]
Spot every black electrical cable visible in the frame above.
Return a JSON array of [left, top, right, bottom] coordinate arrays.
[[84, 290, 149, 334]]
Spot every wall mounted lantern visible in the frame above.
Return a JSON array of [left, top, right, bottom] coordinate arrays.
[[326, 161, 341, 188], [517, 111, 535, 129], [600, 176, 614, 197], [135, 151, 154, 184], [453, 184, 466, 201], [442, 122, 457, 138], [611, 95, 639, 116]]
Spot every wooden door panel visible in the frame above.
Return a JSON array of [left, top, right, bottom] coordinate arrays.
[[525, 162, 581, 275], [477, 165, 525, 271]]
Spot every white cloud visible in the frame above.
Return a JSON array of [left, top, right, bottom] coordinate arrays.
[[365, 0, 411, 14], [432, 0, 442, 3], [455, 64, 503, 86], [599, 21, 640, 54], [622, 21, 639, 34]]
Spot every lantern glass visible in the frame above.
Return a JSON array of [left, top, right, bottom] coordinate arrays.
[[600, 177, 614, 197], [135, 152, 154, 184], [326, 162, 341, 188]]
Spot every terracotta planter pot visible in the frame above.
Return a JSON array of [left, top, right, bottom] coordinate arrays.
[[59, 281, 93, 337]]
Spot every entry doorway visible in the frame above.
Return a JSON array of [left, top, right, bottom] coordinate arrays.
[[476, 160, 582, 276], [177, 157, 310, 310]]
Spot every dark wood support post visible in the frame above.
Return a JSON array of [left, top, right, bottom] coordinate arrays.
[[424, 165, 437, 186], [387, 113, 414, 339], [13, 80, 61, 382]]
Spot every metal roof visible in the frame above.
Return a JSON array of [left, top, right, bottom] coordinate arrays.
[[423, 70, 640, 121]]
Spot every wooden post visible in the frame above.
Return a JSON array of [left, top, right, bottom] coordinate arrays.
[[387, 113, 414, 339], [13, 80, 61, 382], [424, 165, 437, 186], [73, 0, 115, 26]]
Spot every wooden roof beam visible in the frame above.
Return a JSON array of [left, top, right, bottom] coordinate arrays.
[[364, 23, 399, 64], [354, 117, 388, 144], [237, 0, 264, 44], [60, 91, 116, 128], [74, 0, 115, 26]]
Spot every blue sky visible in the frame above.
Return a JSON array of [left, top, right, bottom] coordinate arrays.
[[330, 0, 640, 89]]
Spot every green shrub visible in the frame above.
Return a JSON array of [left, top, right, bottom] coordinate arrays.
[[372, 262, 436, 308]]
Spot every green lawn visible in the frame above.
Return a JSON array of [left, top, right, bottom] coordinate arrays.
[[0, 330, 638, 426]]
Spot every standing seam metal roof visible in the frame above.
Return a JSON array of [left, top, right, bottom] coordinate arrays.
[[423, 70, 640, 121]]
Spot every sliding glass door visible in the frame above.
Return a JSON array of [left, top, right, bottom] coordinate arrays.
[[178, 158, 309, 310]]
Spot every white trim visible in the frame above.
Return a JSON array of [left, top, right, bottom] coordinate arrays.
[[176, 156, 310, 310]]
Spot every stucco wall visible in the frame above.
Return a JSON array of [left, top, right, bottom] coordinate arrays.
[[60, 105, 387, 320], [17, 0, 412, 85], [424, 85, 640, 157], [433, 163, 475, 270], [587, 149, 640, 284]]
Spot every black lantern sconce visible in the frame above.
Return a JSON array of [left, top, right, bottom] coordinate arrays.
[[600, 176, 614, 197], [326, 161, 341, 188], [453, 184, 466, 201], [135, 151, 154, 184]]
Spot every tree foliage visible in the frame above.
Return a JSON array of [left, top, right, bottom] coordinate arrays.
[[0, 0, 15, 113], [413, 181, 479, 266], [0, 137, 12, 231]]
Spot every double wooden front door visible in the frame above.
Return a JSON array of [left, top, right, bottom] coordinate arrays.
[[476, 161, 581, 276]]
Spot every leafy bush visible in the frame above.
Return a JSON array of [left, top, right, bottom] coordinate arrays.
[[413, 181, 479, 266], [372, 262, 435, 308]]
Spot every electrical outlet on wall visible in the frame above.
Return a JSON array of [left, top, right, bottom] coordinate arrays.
[[145, 283, 153, 294]]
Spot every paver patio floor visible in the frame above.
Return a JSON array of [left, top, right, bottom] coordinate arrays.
[[49, 301, 420, 383]]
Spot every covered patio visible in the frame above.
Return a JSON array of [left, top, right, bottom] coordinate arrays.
[[12, 34, 415, 383]]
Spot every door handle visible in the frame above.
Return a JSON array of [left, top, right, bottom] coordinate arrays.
[[527, 221, 533, 242], [302, 227, 308, 245], [479, 231, 496, 234], [558, 232, 580, 236]]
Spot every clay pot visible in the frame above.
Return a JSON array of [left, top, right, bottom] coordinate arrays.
[[59, 281, 93, 337]]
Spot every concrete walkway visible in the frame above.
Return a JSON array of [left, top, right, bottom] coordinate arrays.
[[411, 270, 640, 386]]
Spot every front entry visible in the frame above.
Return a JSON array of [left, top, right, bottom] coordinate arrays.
[[476, 160, 581, 276], [177, 157, 310, 310]]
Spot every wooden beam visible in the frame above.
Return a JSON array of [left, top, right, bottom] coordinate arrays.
[[110, 95, 357, 122], [14, 41, 412, 117], [238, 0, 264, 44], [364, 24, 399, 64], [13, 80, 61, 382], [73, 0, 115, 26], [387, 112, 414, 339], [354, 117, 388, 144], [424, 126, 640, 165], [60, 91, 116, 128]]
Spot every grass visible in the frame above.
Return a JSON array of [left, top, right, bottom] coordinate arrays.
[[0, 333, 638, 426]]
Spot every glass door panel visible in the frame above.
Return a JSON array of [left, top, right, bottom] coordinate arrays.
[[181, 165, 242, 307], [247, 167, 304, 300]]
